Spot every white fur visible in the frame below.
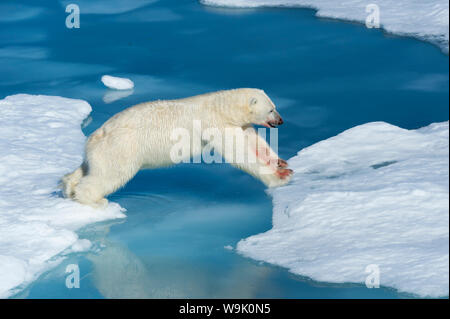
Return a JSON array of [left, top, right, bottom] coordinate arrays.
[[62, 88, 292, 208]]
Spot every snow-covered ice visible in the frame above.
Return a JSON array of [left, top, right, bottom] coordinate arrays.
[[200, 0, 449, 52], [0, 94, 125, 298], [237, 121, 449, 297], [101, 75, 135, 90]]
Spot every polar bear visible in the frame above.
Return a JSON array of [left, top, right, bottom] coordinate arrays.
[[62, 88, 292, 208]]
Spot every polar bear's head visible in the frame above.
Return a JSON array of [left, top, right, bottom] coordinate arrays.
[[216, 88, 284, 128], [244, 89, 283, 128]]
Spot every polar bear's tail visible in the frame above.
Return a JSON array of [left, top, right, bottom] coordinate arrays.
[[61, 166, 83, 199]]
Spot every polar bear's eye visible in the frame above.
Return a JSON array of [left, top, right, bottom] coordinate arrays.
[[250, 98, 258, 105]]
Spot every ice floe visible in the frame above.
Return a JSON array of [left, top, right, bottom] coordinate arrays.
[[200, 0, 449, 52], [101, 75, 135, 90], [237, 121, 449, 297], [0, 94, 125, 298]]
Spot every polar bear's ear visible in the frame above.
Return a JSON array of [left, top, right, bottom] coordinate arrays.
[[250, 97, 258, 105]]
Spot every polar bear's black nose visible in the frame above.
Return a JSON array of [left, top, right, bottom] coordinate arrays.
[[278, 117, 284, 125]]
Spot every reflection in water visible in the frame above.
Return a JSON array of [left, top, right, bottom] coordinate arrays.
[[85, 211, 272, 298], [88, 242, 157, 298], [88, 242, 273, 298], [103, 89, 134, 104]]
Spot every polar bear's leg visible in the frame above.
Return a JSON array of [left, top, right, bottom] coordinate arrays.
[[229, 156, 292, 188], [74, 165, 140, 208], [61, 166, 83, 198], [213, 127, 292, 187], [71, 127, 143, 208], [73, 156, 140, 208], [73, 175, 109, 208], [243, 127, 292, 186], [245, 127, 287, 170]]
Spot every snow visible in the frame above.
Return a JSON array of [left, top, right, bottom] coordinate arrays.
[[0, 94, 125, 298], [200, 0, 449, 52], [101, 75, 135, 90], [237, 121, 449, 297]]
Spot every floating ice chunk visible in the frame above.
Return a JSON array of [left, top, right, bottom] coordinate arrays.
[[66, 239, 92, 253], [0, 94, 125, 298], [101, 75, 135, 90], [103, 89, 134, 104], [200, 0, 450, 52], [237, 121, 449, 297]]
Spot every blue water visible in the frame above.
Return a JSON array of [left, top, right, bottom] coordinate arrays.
[[2, 0, 448, 298]]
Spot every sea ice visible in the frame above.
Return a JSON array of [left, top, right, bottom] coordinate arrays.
[[237, 121, 449, 297], [101, 75, 135, 90], [0, 94, 125, 298], [200, 0, 449, 52]]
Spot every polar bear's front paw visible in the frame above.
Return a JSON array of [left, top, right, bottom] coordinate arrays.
[[277, 159, 288, 168], [262, 168, 293, 188], [276, 168, 293, 179]]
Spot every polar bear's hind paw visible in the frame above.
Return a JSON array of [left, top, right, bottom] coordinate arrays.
[[94, 198, 109, 209]]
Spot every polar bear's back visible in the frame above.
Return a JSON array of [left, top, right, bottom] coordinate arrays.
[[84, 89, 257, 169], [85, 100, 200, 168]]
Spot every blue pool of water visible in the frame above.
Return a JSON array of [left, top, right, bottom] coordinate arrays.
[[2, 0, 448, 298]]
